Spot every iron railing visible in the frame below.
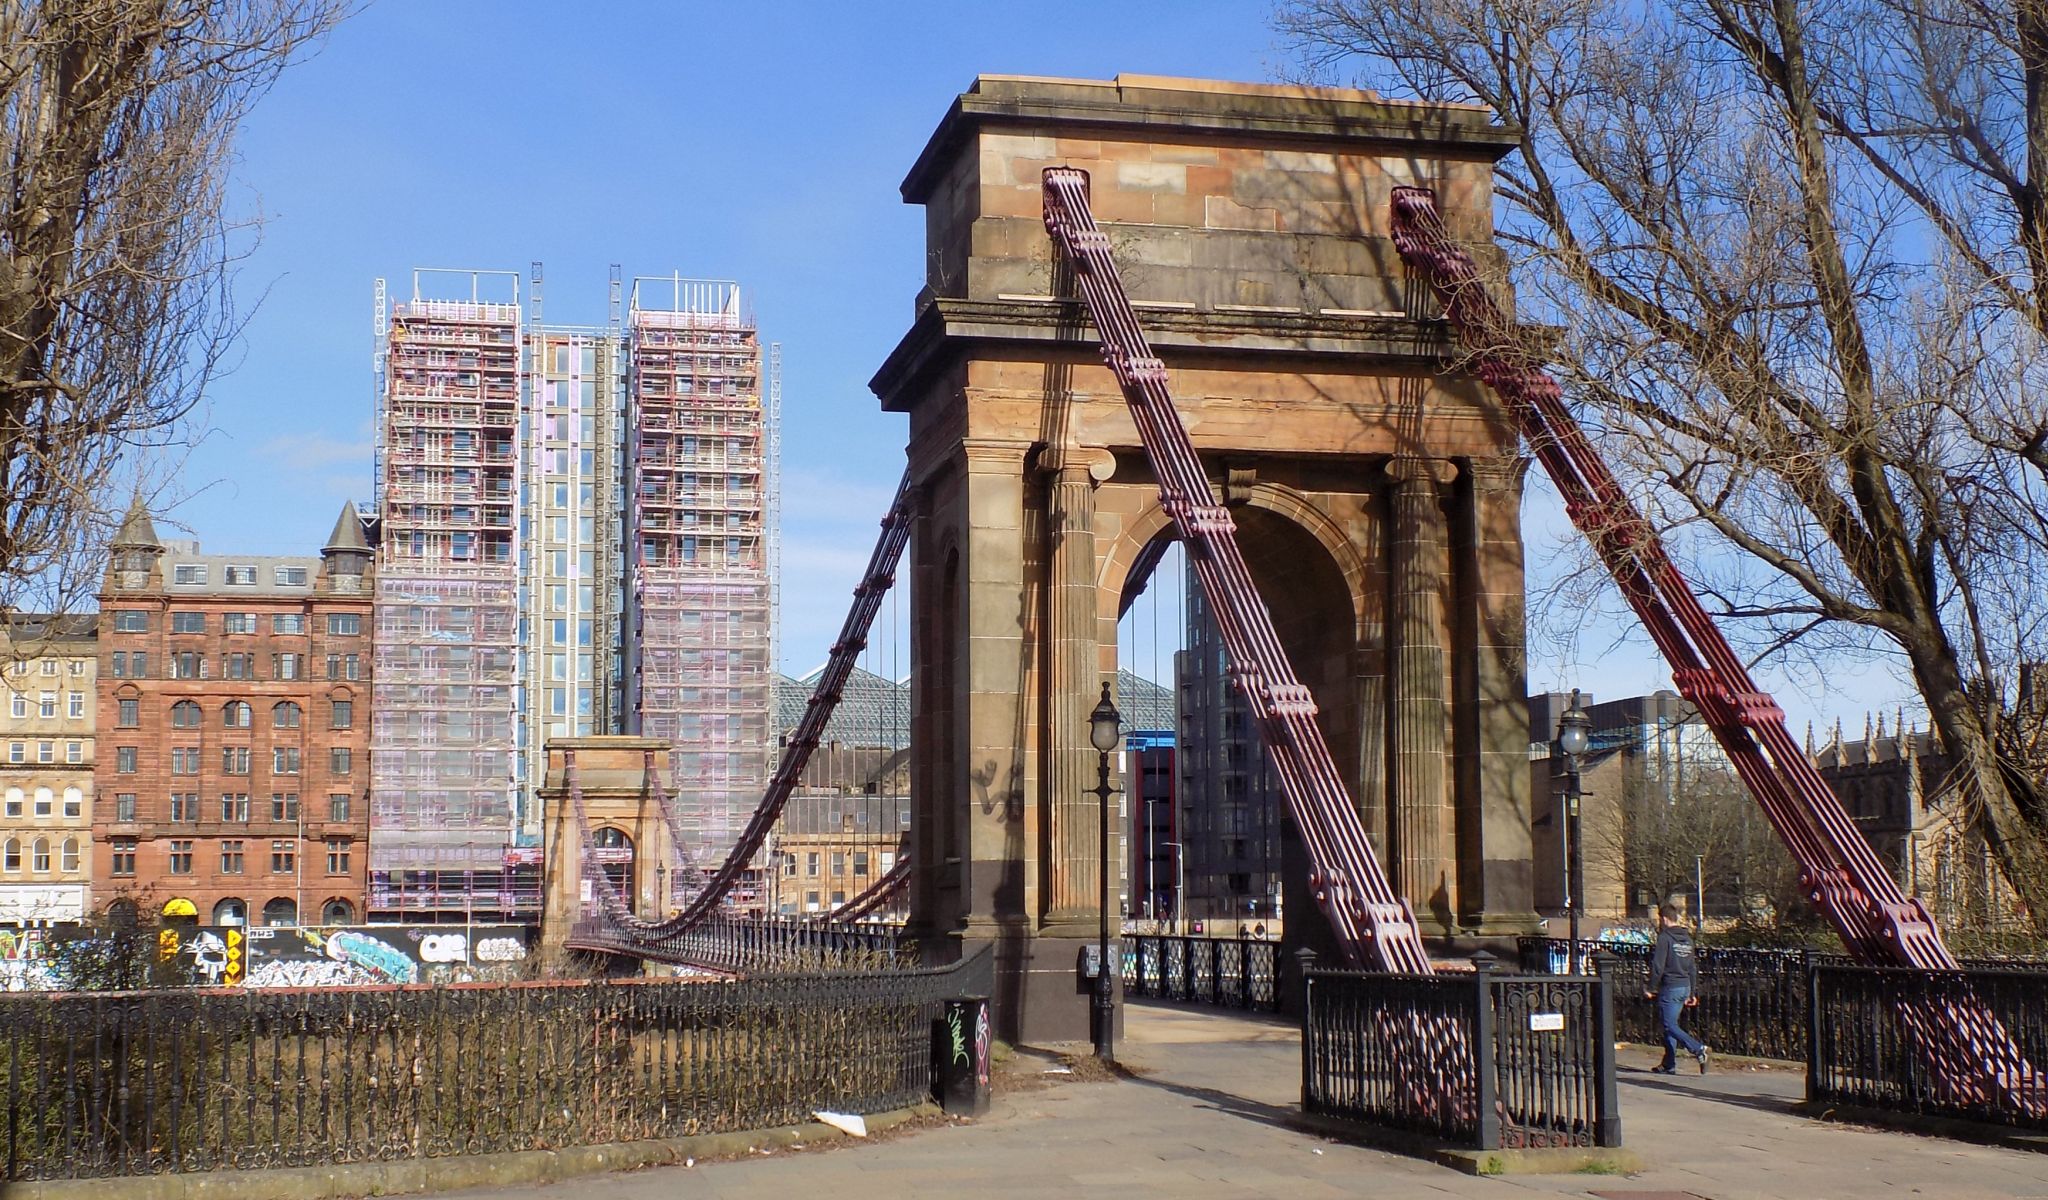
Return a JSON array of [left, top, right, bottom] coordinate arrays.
[[0, 956, 982, 1181], [1121, 935, 1279, 1012], [1517, 937, 1816, 1061], [1303, 959, 1619, 1150], [1809, 963, 2048, 1130], [569, 914, 909, 973]]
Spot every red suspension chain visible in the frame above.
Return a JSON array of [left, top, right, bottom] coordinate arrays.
[[1385, 186, 1945, 969], [1042, 167, 1431, 973], [1390, 186, 2048, 1114]]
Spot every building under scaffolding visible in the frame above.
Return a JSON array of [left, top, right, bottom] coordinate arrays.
[[624, 279, 773, 898], [373, 268, 774, 921], [371, 272, 528, 919]]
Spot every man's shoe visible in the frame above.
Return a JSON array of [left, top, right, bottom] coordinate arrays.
[[1697, 1047, 1711, 1074], [1651, 1064, 1678, 1075]]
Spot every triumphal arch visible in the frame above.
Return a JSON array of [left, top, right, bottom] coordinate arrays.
[[869, 75, 1534, 1041]]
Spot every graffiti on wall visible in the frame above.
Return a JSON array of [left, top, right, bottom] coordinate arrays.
[[236, 925, 533, 988]]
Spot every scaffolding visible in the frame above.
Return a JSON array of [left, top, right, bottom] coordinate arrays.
[[626, 279, 773, 883], [371, 270, 528, 919]]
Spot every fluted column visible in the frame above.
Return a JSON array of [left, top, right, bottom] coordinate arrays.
[[1045, 456, 1102, 922], [1389, 457, 1454, 926]]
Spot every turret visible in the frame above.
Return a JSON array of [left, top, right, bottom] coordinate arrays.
[[107, 494, 163, 591], [321, 501, 373, 594]]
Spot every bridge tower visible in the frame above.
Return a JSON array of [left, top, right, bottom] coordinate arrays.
[[870, 75, 1536, 1043], [537, 735, 677, 961]]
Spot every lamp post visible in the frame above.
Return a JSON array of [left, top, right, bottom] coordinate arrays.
[[1088, 681, 1123, 1063], [1556, 690, 1592, 974], [1162, 840, 1184, 935], [656, 860, 667, 918]]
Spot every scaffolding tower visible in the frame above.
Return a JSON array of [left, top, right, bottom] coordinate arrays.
[[625, 278, 773, 891], [371, 270, 531, 919]]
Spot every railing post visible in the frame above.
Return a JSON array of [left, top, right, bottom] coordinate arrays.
[[1239, 931, 1252, 1009], [1292, 945, 1318, 1019], [1473, 951, 1501, 1150], [1804, 950, 1822, 1103], [1591, 949, 1621, 1147], [1297, 947, 1318, 1109]]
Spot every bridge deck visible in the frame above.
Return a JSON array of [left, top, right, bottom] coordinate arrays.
[[445, 1001, 2045, 1199]]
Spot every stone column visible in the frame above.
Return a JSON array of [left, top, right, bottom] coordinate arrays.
[[1466, 452, 1538, 930], [1389, 457, 1454, 928], [1044, 453, 1102, 926], [1355, 486, 1389, 856]]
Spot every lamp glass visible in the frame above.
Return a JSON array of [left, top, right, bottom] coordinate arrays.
[[1558, 711, 1591, 756], [1088, 683, 1122, 753]]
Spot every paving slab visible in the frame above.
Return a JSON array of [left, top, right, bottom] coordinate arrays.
[[441, 999, 2048, 1200]]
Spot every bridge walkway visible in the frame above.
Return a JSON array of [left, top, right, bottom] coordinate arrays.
[[448, 1001, 2047, 1199]]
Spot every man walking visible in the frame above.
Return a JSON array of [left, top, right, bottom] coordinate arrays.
[[1647, 902, 1710, 1074]]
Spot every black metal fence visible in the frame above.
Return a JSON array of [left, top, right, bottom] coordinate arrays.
[[569, 914, 910, 973], [0, 956, 983, 1181], [1518, 937, 1815, 1060], [1809, 963, 2048, 1131], [1121, 934, 1280, 1012], [1302, 959, 1619, 1150]]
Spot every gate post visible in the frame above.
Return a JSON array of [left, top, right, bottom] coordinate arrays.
[[1472, 951, 1501, 1150], [1591, 949, 1621, 1147]]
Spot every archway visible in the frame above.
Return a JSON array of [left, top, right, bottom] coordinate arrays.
[[592, 827, 635, 914], [262, 898, 297, 928], [212, 898, 246, 926], [321, 898, 356, 925]]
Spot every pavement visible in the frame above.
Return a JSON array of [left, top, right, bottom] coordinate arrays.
[[444, 1000, 2048, 1199]]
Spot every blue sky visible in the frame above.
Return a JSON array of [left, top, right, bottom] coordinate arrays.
[[177, 0, 1916, 733]]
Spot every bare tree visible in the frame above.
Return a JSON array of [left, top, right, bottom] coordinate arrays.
[[1278, 0, 2048, 931], [0, 0, 345, 621]]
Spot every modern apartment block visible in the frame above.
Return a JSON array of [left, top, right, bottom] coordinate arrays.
[[372, 269, 773, 918], [0, 614, 97, 926], [1175, 568, 1284, 928], [93, 500, 374, 928]]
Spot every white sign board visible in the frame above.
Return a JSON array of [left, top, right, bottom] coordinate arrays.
[[1529, 1012, 1566, 1033]]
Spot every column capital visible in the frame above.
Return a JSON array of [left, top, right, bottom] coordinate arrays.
[[961, 437, 1034, 469], [1385, 455, 1459, 486], [1034, 443, 1116, 484]]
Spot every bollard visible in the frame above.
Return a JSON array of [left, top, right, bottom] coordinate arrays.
[[933, 994, 992, 1117]]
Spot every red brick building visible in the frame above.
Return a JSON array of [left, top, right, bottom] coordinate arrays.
[[93, 500, 375, 927]]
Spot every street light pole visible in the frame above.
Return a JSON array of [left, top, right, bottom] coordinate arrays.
[[1556, 691, 1592, 974], [1087, 682, 1123, 1063]]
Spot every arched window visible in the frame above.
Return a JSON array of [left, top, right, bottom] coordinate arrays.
[[222, 701, 252, 729], [272, 701, 301, 729], [31, 788, 50, 816], [61, 787, 81, 817], [320, 898, 355, 925], [261, 897, 296, 927], [170, 700, 202, 728], [60, 838, 78, 873], [212, 898, 246, 925], [1, 838, 17, 872], [31, 838, 49, 873], [3, 788, 20, 817]]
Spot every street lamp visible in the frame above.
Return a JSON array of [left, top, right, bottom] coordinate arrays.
[[656, 860, 667, 918], [1556, 690, 1592, 974], [1088, 681, 1123, 1063]]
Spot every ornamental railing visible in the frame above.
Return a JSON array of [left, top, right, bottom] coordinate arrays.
[[1517, 937, 1818, 1061], [1517, 937, 2048, 1066], [569, 914, 910, 973], [0, 955, 984, 1181], [1303, 956, 1619, 1150], [1809, 963, 2048, 1130], [1121, 934, 1279, 1012]]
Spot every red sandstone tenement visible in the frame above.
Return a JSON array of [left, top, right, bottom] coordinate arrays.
[[93, 498, 374, 927]]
